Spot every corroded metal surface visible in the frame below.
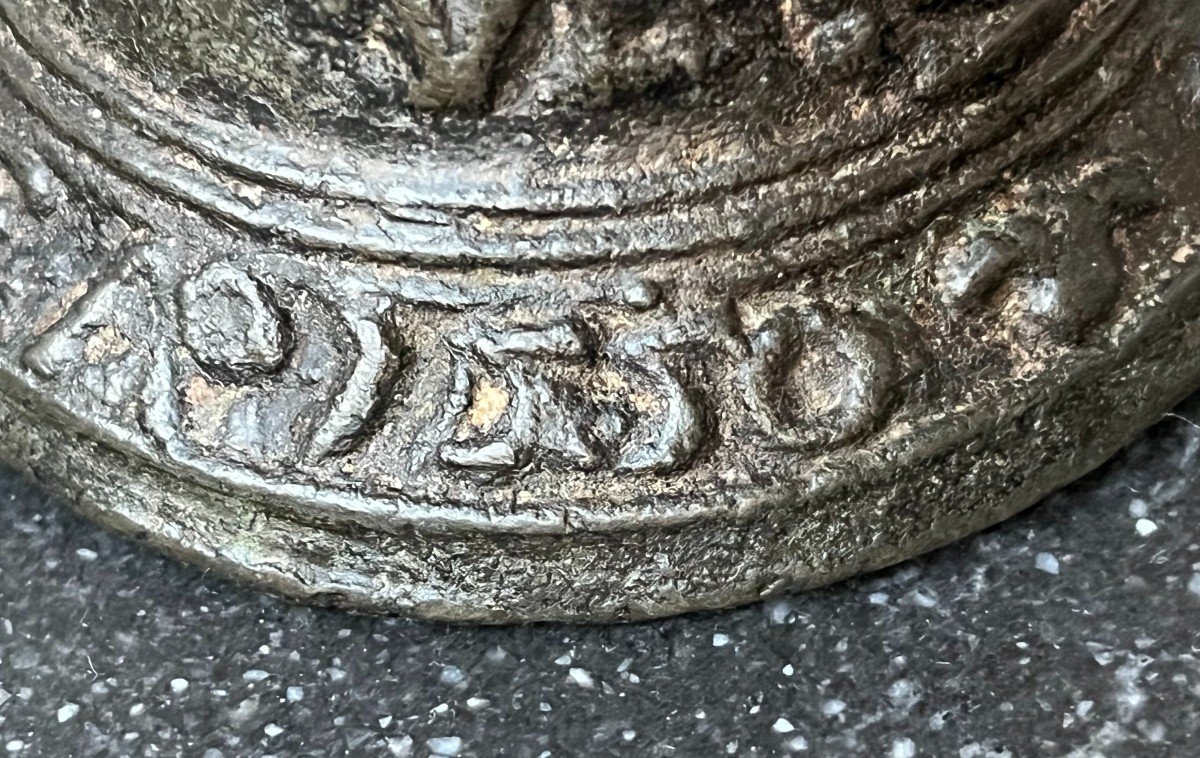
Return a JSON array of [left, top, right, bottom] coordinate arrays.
[[0, 0, 1198, 622]]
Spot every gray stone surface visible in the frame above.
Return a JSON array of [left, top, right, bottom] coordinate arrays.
[[3, 395, 1200, 756]]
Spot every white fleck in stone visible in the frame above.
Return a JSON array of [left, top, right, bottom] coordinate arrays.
[[868, 592, 889, 605], [617, 658, 633, 673], [782, 664, 795, 676], [1115, 661, 1149, 722], [426, 736, 463, 757], [327, 667, 347, 683], [286, 686, 304, 703], [337, 628, 352, 639], [554, 653, 572, 666], [1035, 553, 1060, 575], [1136, 519, 1159, 537], [786, 735, 809, 751], [6, 740, 25, 752], [712, 633, 732, 647], [76, 548, 98, 561], [0, 689, 10, 708], [538, 702, 552, 712], [888, 679, 920, 710], [379, 716, 393, 729], [230, 697, 260, 726], [767, 601, 794, 624], [258, 645, 270, 655], [772, 717, 795, 734], [622, 730, 636, 742], [391, 734, 420, 758], [129, 703, 145, 716], [264, 724, 283, 738], [387, 735, 414, 757], [243, 670, 269, 683], [1188, 573, 1200, 597], [169, 678, 189, 694], [958, 742, 1014, 758], [909, 590, 938, 608], [1139, 720, 1167, 742], [822, 699, 846, 716], [431, 702, 450, 715], [892, 737, 916, 758], [440, 666, 465, 685], [466, 697, 490, 711], [1129, 499, 1149, 518], [57, 703, 80, 722], [568, 668, 595, 688]]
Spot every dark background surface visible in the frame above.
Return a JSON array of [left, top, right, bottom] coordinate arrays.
[[3, 397, 1200, 757]]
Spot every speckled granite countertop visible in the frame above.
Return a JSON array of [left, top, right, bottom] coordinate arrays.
[[3, 396, 1200, 758]]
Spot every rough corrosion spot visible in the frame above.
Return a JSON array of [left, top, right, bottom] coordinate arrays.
[[33, 282, 89, 336], [83, 324, 132, 363], [630, 392, 662, 415], [467, 377, 510, 431], [183, 375, 245, 447]]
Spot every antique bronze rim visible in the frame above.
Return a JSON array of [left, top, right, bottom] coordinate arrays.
[[1, 0, 1198, 621]]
